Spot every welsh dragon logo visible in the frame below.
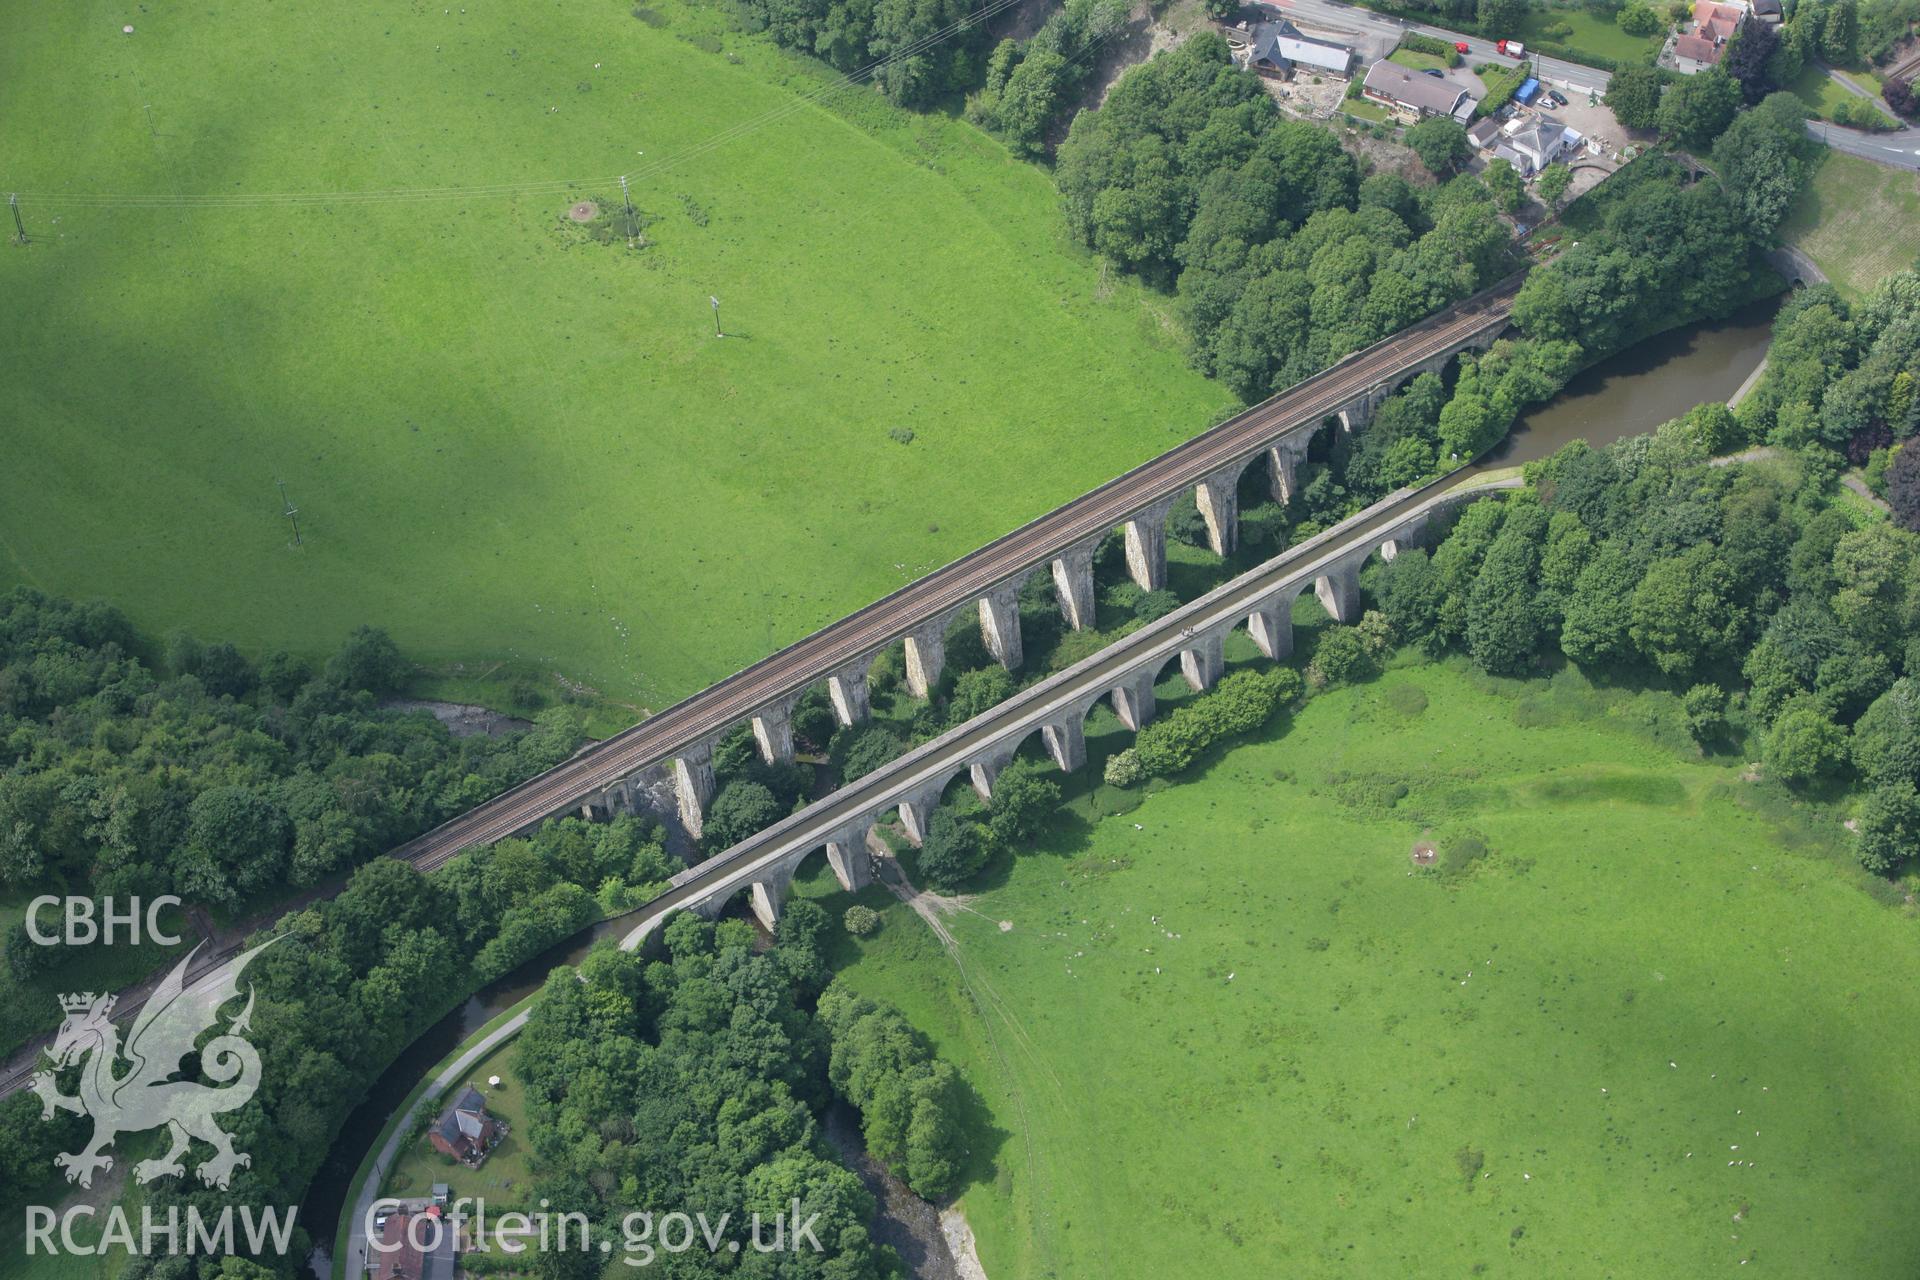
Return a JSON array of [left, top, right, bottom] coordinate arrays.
[[30, 938, 278, 1190]]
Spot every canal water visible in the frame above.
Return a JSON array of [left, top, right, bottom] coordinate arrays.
[[298, 291, 1786, 1279], [301, 912, 641, 1276]]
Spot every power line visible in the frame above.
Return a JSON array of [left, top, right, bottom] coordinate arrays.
[[12, 0, 1025, 211]]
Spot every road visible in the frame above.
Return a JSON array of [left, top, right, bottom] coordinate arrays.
[[383, 278, 1521, 872], [1269, 0, 1613, 97], [1806, 117, 1920, 171], [1273, 0, 1920, 170]]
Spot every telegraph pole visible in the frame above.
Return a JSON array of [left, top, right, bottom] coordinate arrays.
[[619, 175, 640, 247], [143, 104, 157, 137], [710, 295, 723, 338], [8, 195, 25, 245], [277, 481, 302, 546]]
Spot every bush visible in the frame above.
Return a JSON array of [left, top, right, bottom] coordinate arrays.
[[918, 808, 990, 890], [1104, 748, 1145, 787], [1399, 32, 1462, 65], [843, 905, 881, 936], [1617, 2, 1663, 36], [1134, 668, 1298, 777]]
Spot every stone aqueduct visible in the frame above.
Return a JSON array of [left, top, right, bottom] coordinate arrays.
[[561, 322, 1513, 938]]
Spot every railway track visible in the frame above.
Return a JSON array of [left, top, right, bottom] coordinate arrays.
[[398, 277, 1520, 870]]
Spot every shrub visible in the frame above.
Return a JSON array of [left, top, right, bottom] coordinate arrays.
[[1134, 668, 1297, 776], [844, 905, 881, 936], [1617, 2, 1663, 36], [1104, 748, 1145, 787], [918, 808, 990, 890], [1399, 32, 1462, 65]]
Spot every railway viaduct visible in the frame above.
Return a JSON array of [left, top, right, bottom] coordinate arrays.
[[394, 276, 1519, 865], [617, 471, 1523, 940]]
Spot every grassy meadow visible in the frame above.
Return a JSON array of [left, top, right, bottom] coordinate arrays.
[[1784, 148, 1920, 300], [812, 659, 1920, 1278], [0, 0, 1232, 718]]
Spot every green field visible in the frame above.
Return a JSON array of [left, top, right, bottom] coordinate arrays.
[[1515, 8, 1662, 63], [822, 660, 1920, 1278], [1789, 64, 1868, 121], [1388, 46, 1452, 72], [1784, 148, 1920, 299], [0, 0, 1232, 716]]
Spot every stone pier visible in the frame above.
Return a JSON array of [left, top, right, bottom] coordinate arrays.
[[1111, 670, 1158, 731], [1041, 714, 1087, 774], [979, 582, 1025, 671], [1181, 631, 1226, 692], [1051, 542, 1098, 631], [749, 863, 794, 931], [1248, 597, 1292, 661], [904, 618, 948, 699], [828, 659, 872, 727], [1195, 467, 1240, 557], [1123, 499, 1174, 592], [825, 823, 874, 892], [752, 696, 797, 765], [895, 784, 944, 847], [673, 739, 717, 840], [1268, 435, 1312, 505], [1314, 565, 1361, 624], [969, 743, 1020, 803]]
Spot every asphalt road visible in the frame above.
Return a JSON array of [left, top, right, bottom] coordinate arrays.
[[1807, 118, 1920, 171], [1269, 0, 1613, 96]]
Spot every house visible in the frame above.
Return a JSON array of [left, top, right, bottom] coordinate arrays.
[[1751, 0, 1782, 22], [373, 1210, 455, 1280], [1361, 60, 1474, 123], [1243, 19, 1353, 79], [428, 1086, 504, 1166], [1671, 0, 1747, 72], [1500, 117, 1582, 175], [1468, 117, 1502, 151]]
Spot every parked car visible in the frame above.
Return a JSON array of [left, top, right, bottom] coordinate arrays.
[[1545, 89, 1568, 107], [1423, 67, 1445, 76], [1455, 40, 1470, 52]]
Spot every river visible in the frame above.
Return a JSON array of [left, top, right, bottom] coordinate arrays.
[[298, 292, 1785, 1279], [1465, 293, 1783, 474]]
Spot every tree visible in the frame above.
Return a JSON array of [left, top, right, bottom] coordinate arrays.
[[918, 809, 989, 889], [1606, 64, 1665, 130], [1822, 0, 1857, 64], [987, 758, 1061, 848], [1618, 1, 1664, 35], [1535, 162, 1572, 211], [1104, 748, 1144, 787], [1682, 683, 1728, 745], [1657, 67, 1741, 148], [325, 624, 408, 694], [836, 725, 904, 781], [1483, 157, 1525, 213], [1477, 0, 1524, 38], [1855, 781, 1920, 872], [1888, 441, 1920, 531], [703, 780, 783, 850], [843, 905, 880, 936], [1714, 92, 1815, 239], [1407, 117, 1472, 175], [1560, 543, 1640, 667], [1884, 77, 1918, 120], [948, 665, 1015, 725], [1204, 0, 1237, 16], [1723, 18, 1780, 103], [1764, 702, 1846, 786], [1852, 679, 1920, 788]]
